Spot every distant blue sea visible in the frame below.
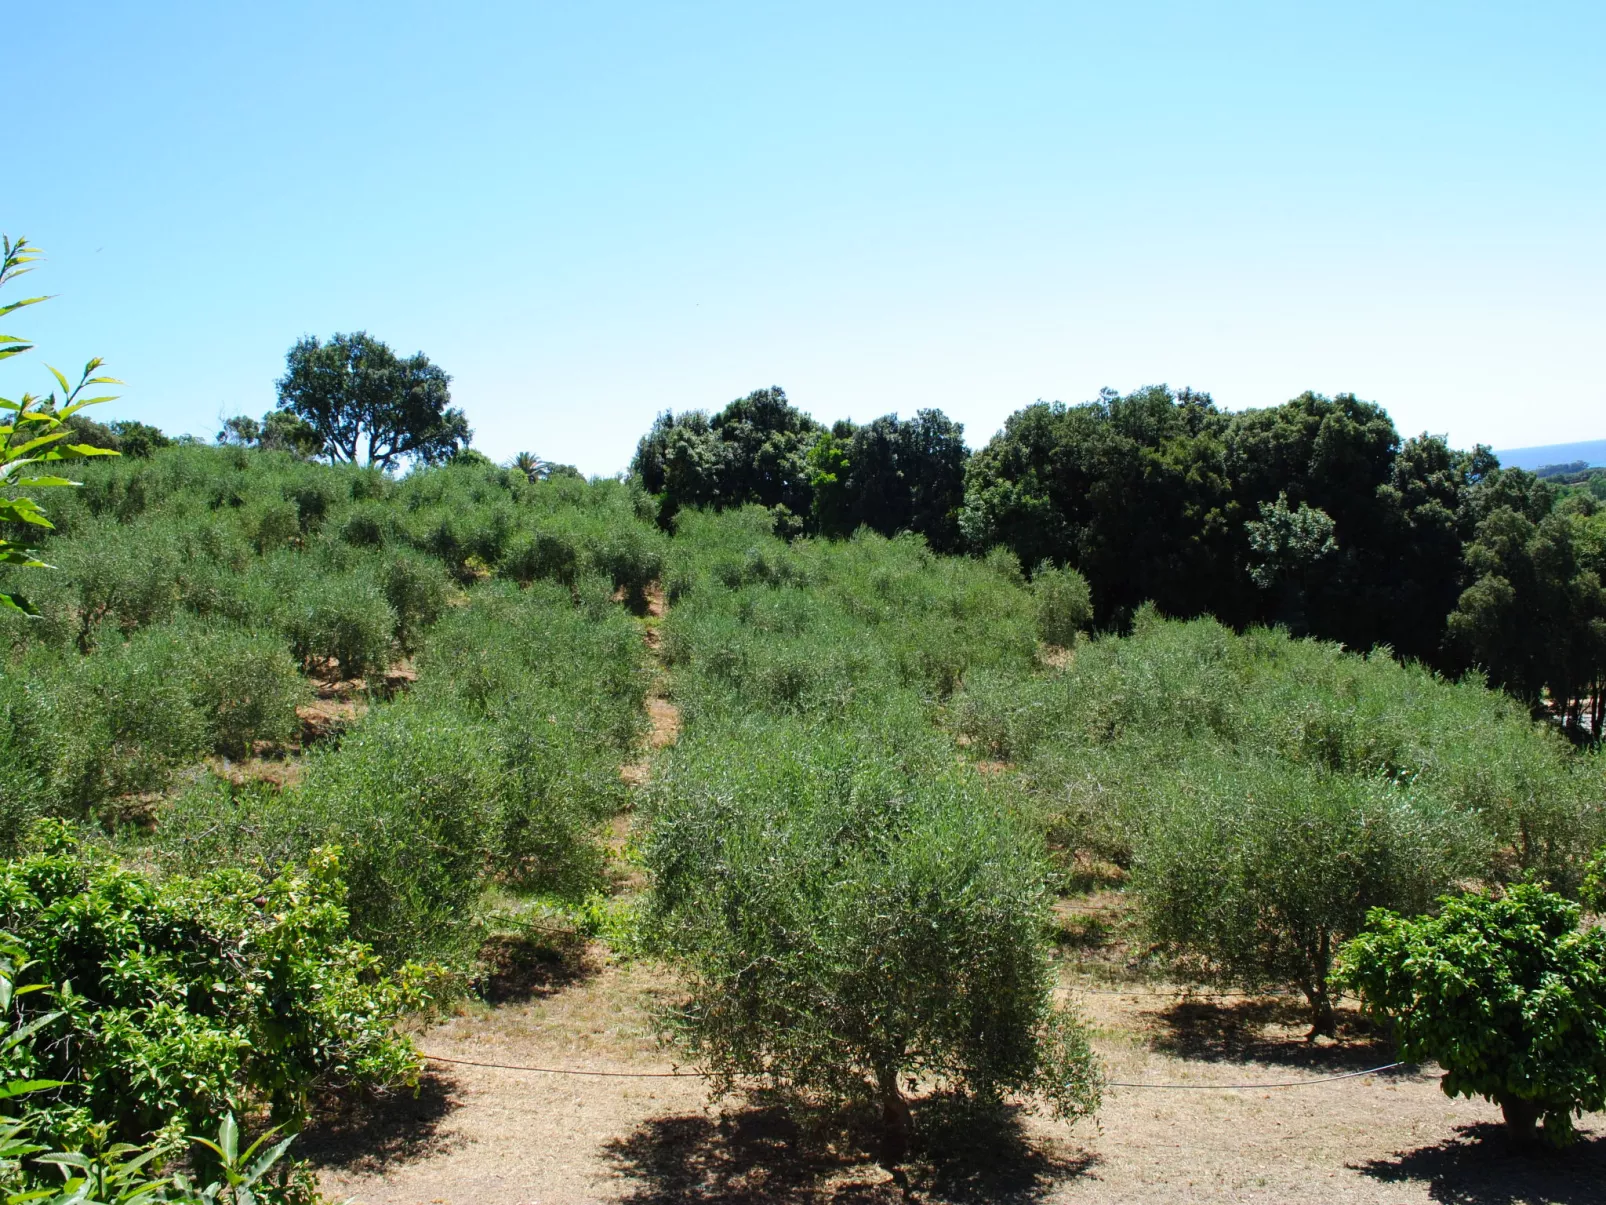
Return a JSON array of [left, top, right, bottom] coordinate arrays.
[[1494, 440, 1606, 472]]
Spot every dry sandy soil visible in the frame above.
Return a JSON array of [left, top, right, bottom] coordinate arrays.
[[307, 941, 1605, 1205]]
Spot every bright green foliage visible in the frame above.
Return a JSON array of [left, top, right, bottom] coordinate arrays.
[[378, 551, 450, 655], [955, 613, 1600, 890], [1337, 884, 1606, 1146], [0, 622, 306, 823], [164, 707, 502, 969], [0, 235, 121, 619], [646, 718, 1102, 1140], [414, 583, 647, 896], [176, 1112, 308, 1205], [180, 623, 309, 758], [1031, 561, 1092, 646], [51, 521, 182, 652], [0, 828, 422, 1143], [646, 508, 1099, 1149], [161, 579, 650, 968], [662, 511, 1036, 723]]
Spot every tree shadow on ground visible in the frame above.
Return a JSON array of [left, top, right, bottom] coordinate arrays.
[[1354, 1122, 1606, 1204], [603, 1091, 1095, 1205], [476, 931, 599, 1005], [297, 1069, 462, 1172], [912, 1094, 1098, 1204], [1147, 996, 1400, 1072]]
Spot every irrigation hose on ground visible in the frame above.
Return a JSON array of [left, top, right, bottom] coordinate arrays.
[[418, 1051, 1413, 1089]]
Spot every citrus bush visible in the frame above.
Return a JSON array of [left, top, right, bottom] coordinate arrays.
[[0, 827, 424, 1143], [1338, 884, 1606, 1147]]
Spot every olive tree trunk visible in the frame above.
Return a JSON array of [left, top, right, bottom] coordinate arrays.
[[876, 1063, 913, 1165]]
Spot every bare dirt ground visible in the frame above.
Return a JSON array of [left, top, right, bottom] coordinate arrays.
[[310, 946, 1605, 1205]]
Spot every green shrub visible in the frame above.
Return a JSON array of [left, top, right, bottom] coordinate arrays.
[[1032, 561, 1092, 646], [1133, 755, 1481, 1033], [379, 551, 451, 655], [1338, 884, 1606, 1147], [0, 828, 423, 1142], [243, 498, 300, 555], [53, 521, 181, 650], [646, 719, 1102, 1154], [277, 572, 395, 680], [983, 544, 1025, 585], [182, 624, 308, 758], [185, 706, 505, 969], [338, 501, 391, 548], [285, 478, 339, 532], [582, 522, 666, 612], [501, 528, 580, 588], [0, 740, 44, 855], [5, 636, 209, 813], [950, 616, 1604, 893]]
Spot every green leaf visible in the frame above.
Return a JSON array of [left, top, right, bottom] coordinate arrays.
[[6, 430, 68, 458], [217, 1113, 238, 1164], [242, 1134, 294, 1185], [58, 396, 121, 417], [1, 1010, 65, 1054], [36, 1151, 92, 1169], [0, 297, 47, 320], [0, 592, 40, 617], [0, 1078, 66, 1100]]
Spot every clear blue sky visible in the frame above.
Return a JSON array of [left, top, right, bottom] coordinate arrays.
[[13, 2, 1604, 475]]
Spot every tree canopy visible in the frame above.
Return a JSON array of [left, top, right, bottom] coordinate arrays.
[[276, 331, 470, 470]]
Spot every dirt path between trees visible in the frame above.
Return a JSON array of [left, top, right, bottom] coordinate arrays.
[[620, 585, 679, 788]]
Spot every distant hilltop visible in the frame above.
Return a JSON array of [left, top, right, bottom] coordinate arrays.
[[1494, 439, 1606, 474]]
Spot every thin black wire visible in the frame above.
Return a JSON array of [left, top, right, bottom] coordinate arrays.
[[421, 1052, 707, 1078], [421, 1051, 1414, 1089], [1105, 1062, 1410, 1089]]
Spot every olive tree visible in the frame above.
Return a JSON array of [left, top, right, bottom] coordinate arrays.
[[645, 720, 1102, 1161], [1338, 884, 1606, 1147], [1031, 561, 1092, 647], [1133, 757, 1481, 1036]]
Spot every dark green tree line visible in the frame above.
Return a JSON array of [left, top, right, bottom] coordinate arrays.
[[632, 388, 968, 547]]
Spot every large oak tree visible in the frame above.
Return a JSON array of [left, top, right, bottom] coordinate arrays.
[[276, 331, 470, 470]]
